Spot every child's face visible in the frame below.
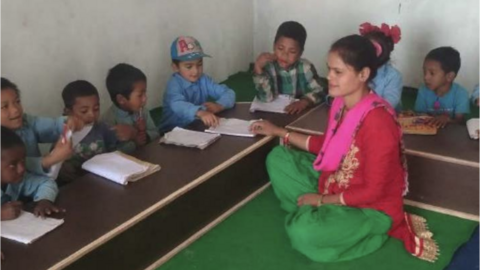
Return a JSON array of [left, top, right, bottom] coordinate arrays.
[[423, 59, 453, 91], [1, 146, 26, 184], [173, 58, 204, 83], [326, 51, 369, 98], [67, 95, 100, 125], [1, 88, 24, 130], [117, 81, 147, 113], [273, 37, 302, 69]]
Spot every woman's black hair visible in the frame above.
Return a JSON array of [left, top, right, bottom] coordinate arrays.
[[330, 34, 378, 82]]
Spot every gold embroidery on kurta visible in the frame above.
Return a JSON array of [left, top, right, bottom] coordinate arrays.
[[324, 142, 360, 191]]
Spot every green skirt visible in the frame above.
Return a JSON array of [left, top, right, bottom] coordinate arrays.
[[266, 146, 392, 262]]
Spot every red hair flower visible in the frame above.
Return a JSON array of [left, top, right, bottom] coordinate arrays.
[[359, 22, 402, 44]]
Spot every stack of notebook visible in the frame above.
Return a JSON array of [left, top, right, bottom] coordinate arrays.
[[249, 95, 296, 114], [1, 211, 64, 244], [82, 151, 161, 185], [160, 127, 221, 150], [205, 118, 258, 137], [467, 118, 479, 140]]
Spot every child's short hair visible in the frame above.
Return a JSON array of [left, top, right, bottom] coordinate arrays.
[[1, 126, 25, 151], [425, 47, 461, 75], [62, 80, 99, 110], [274, 21, 307, 51], [106, 63, 146, 106], [1, 77, 20, 95], [330, 35, 378, 82]]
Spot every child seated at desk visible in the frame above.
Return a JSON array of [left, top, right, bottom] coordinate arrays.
[[58, 80, 118, 184], [414, 47, 469, 128], [159, 36, 236, 133], [102, 63, 159, 153], [253, 21, 324, 114], [1, 126, 63, 220], [1, 78, 83, 178]]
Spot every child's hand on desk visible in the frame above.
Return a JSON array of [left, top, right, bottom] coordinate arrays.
[[197, 110, 219, 127], [254, 53, 277, 74], [427, 115, 450, 128], [66, 115, 85, 132], [1, 201, 23, 220], [285, 99, 310, 114], [42, 138, 74, 168], [134, 131, 147, 146], [111, 124, 137, 142], [203, 102, 224, 114], [34, 200, 65, 219]]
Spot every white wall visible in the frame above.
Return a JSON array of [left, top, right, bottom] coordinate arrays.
[[1, 0, 253, 117], [254, 0, 479, 91]]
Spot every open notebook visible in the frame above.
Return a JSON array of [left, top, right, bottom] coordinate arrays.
[[249, 95, 296, 114], [205, 118, 258, 138], [1, 211, 64, 244], [81, 151, 161, 185], [47, 125, 93, 179], [160, 127, 220, 150], [467, 118, 479, 140]]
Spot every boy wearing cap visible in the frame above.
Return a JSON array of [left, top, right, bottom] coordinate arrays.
[[159, 36, 236, 133], [253, 21, 324, 114]]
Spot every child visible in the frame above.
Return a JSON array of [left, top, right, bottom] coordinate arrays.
[[59, 80, 117, 184], [471, 84, 479, 106], [359, 22, 403, 109], [1, 78, 83, 177], [159, 36, 236, 133], [414, 47, 470, 127], [253, 21, 324, 114], [102, 63, 159, 153], [1, 126, 63, 220]]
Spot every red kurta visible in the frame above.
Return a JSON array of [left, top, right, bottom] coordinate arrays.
[[308, 107, 437, 262]]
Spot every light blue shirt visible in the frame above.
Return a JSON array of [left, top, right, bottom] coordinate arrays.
[[13, 114, 65, 176], [1, 172, 58, 204], [369, 63, 403, 110], [159, 73, 236, 133], [471, 84, 479, 105], [414, 83, 470, 118]]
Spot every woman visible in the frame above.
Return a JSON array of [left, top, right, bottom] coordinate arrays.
[[250, 35, 438, 263]]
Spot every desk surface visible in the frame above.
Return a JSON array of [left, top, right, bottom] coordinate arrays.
[[1, 103, 309, 270], [287, 104, 479, 164]]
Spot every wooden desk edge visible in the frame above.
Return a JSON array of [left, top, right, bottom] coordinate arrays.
[[48, 136, 275, 270]]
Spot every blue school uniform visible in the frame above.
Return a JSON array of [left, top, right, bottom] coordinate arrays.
[[369, 63, 403, 110], [414, 83, 470, 118], [159, 73, 236, 133]]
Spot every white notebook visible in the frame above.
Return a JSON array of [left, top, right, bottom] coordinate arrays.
[[47, 125, 93, 179], [249, 95, 296, 114], [205, 118, 258, 138], [160, 127, 220, 150], [467, 118, 479, 140], [1, 211, 64, 244], [81, 151, 161, 185]]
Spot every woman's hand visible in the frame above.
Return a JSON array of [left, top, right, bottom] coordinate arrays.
[[249, 120, 286, 137]]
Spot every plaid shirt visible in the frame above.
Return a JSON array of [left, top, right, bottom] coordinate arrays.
[[253, 58, 325, 104]]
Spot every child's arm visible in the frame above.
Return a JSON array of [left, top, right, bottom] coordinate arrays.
[[414, 87, 429, 114], [22, 172, 64, 218], [253, 60, 277, 102], [1, 201, 22, 221], [166, 80, 211, 123], [203, 76, 236, 111]]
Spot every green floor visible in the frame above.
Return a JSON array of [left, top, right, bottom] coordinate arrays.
[[158, 187, 478, 270]]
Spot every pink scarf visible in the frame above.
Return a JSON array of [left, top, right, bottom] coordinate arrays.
[[313, 93, 408, 194]]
